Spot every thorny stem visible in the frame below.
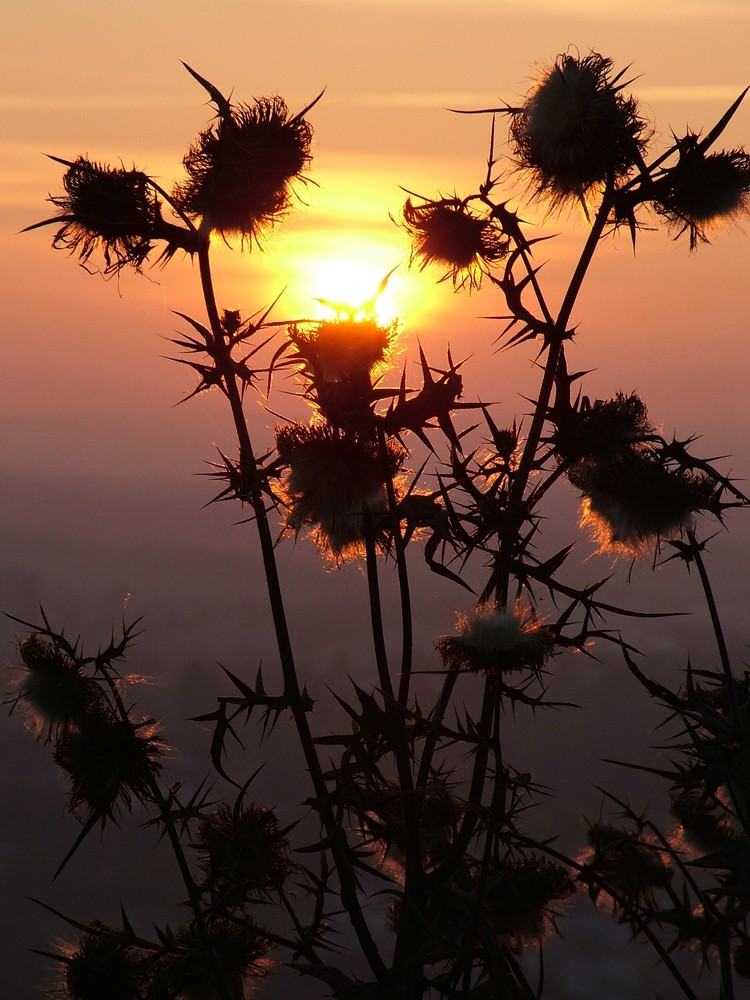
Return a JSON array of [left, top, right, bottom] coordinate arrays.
[[687, 528, 740, 723], [197, 244, 388, 980], [364, 527, 395, 699]]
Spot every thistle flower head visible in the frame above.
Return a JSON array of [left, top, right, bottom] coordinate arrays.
[[582, 822, 672, 906], [572, 450, 719, 555], [551, 391, 653, 465], [53, 711, 163, 820], [39, 157, 159, 273], [197, 802, 291, 898], [166, 918, 270, 999], [288, 316, 396, 385], [510, 52, 647, 210], [275, 422, 405, 560], [10, 633, 98, 738], [655, 134, 750, 249], [481, 856, 575, 952], [437, 602, 554, 674], [400, 196, 509, 290], [59, 922, 143, 1000], [174, 75, 316, 241]]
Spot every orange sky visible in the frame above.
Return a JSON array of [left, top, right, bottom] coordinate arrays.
[[2, 0, 750, 481]]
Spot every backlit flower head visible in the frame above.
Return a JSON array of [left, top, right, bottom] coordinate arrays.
[[437, 602, 553, 674], [571, 450, 718, 556], [53, 711, 163, 820], [174, 68, 317, 241], [275, 422, 405, 560], [551, 391, 653, 466], [166, 918, 270, 999], [654, 134, 750, 249], [38, 157, 160, 273], [481, 856, 575, 952], [510, 52, 647, 210], [582, 823, 672, 907], [400, 196, 509, 290], [10, 633, 98, 739], [288, 317, 396, 385]]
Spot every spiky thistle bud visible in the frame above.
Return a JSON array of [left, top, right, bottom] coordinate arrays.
[[173, 69, 317, 242], [32, 157, 161, 273], [400, 196, 509, 290], [197, 802, 291, 899], [165, 918, 270, 999], [11, 633, 99, 738], [53, 711, 163, 820], [582, 823, 672, 906], [510, 52, 647, 210], [551, 391, 653, 466], [58, 922, 143, 1000], [437, 602, 554, 674], [654, 134, 750, 249], [275, 422, 405, 560]]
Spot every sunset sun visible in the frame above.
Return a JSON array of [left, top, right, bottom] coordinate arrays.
[[306, 256, 400, 324]]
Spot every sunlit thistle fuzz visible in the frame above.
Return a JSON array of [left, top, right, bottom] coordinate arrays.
[[288, 316, 397, 384], [174, 94, 313, 241], [43, 157, 160, 273], [510, 52, 647, 210], [197, 802, 291, 898], [59, 922, 143, 1000], [583, 823, 672, 908], [480, 857, 575, 953], [437, 602, 553, 674], [573, 451, 719, 556], [166, 918, 271, 999], [553, 391, 653, 466], [654, 136, 750, 249], [11, 634, 98, 738], [53, 711, 163, 820], [400, 197, 509, 290], [275, 423, 405, 560]]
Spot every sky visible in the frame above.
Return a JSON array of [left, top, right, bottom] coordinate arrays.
[[2, 2, 750, 997]]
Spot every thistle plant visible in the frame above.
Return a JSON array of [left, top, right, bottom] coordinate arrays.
[[8, 51, 750, 999]]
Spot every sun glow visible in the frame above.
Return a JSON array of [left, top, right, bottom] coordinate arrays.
[[305, 255, 401, 325]]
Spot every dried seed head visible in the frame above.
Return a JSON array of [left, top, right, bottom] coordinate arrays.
[[276, 423, 405, 560], [174, 89, 314, 241], [400, 197, 509, 290], [197, 802, 291, 898], [510, 52, 647, 209], [42, 157, 160, 273], [655, 135, 750, 249], [437, 602, 553, 674]]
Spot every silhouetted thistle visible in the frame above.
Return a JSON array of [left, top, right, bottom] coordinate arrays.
[[53, 711, 163, 821], [570, 450, 719, 555], [10, 634, 98, 738], [480, 857, 575, 953], [275, 422, 405, 559], [654, 135, 750, 248], [400, 196, 509, 290], [582, 823, 673, 907], [437, 603, 554, 674], [510, 52, 647, 209], [550, 391, 653, 466], [57, 922, 144, 1000], [32, 157, 161, 274], [165, 918, 271, 998], [174, 69, 317, 241], [288, 317, 396, 385], [197, 802, 291, 899]]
